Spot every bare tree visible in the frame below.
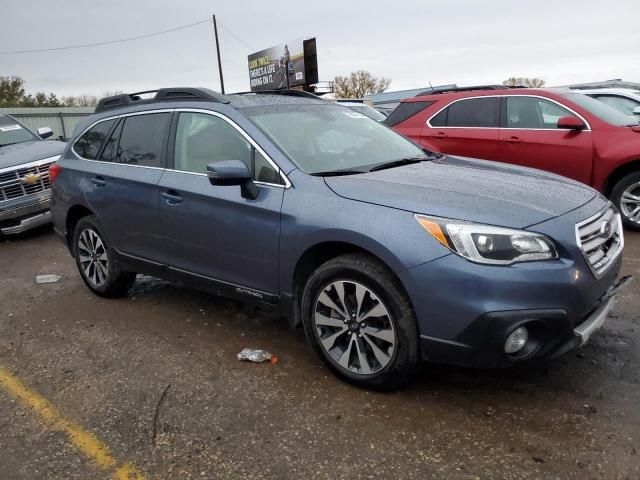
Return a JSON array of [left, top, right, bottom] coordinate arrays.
[[503, 77, 546, 88], [333, 71, 391, 99], [62, 95, 98, 107], [101, 91, 125, 98]]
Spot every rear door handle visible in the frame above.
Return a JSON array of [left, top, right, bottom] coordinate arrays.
[[91, 176, 106, 187], [507, 135, 522, 143], [434, 131, 448, 138], [161, 190, 183, 205]]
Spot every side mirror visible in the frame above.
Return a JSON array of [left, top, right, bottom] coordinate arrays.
[[37, 127, 53, 140], [557, 116, 586, 131], [633, 106, 640, 116], [207, 160, 258, 200]]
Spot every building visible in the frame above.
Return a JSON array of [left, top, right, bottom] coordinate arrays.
[[559, 79, 640, 90]]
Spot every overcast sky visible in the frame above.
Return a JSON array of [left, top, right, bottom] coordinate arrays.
[[2, 0, 639, 98]]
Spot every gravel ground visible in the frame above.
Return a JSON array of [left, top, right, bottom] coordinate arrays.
[[0, 226, 638, 479]]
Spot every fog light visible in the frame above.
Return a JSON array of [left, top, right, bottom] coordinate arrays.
[[505, 327, 529, 354]]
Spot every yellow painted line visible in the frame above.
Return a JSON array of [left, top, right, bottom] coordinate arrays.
[[0, 366, 146, 480]]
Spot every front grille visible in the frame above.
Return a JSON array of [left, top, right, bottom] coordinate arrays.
[[576, 205, 624, 277], [0, 161, 54, 202]]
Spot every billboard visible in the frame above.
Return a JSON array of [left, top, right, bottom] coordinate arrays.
[[248, 38, 318, 91]]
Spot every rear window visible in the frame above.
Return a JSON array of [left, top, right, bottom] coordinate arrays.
[[429, 97, 500, 128], [116, 113, 171, 167], [385, 101, 434, 127], [73, 119, 116, 160]]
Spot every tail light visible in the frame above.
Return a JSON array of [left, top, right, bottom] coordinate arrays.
[[49, 163, 62, 184]]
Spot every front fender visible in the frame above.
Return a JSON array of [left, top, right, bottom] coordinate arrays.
[[278, 172, 450, 300]]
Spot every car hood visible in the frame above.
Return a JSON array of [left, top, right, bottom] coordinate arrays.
[[0, 140, 65, 170], [324, 156, 597, 228]]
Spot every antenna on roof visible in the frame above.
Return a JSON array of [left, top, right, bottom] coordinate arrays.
[[428, 81, 433, 90]]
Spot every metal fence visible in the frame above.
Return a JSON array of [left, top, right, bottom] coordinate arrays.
[[0, 107, 94, 141]]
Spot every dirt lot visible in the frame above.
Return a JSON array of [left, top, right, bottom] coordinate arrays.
[[0, 227, 638, 479]]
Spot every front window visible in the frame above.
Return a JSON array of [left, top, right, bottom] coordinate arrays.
[[244, 104, 427, 175], [506, 97, 576, 129], [0, 115, 37, 147], [563, 93, 638, 126], [173, 112, 282, 184]]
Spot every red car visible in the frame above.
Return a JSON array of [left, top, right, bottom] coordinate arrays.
[[387, 87, 640, 230]]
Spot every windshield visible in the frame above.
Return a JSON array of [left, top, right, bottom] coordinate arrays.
[[0, 115, 37, 147], [563, 93, 638, 126], [244, 103, 427, 174]]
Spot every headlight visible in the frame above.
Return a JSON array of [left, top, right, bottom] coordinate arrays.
[[415, 215, 557, 265]]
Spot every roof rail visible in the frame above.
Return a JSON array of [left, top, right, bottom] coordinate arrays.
[[415, 84, 517, 96], [95, 87, 230, 113], [233, 89, 323, 100]]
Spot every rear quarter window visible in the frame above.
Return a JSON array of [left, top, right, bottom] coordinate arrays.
[[73, 119, 116, 159], [385, 101, 434, 127], [429, 97, 500, 128]]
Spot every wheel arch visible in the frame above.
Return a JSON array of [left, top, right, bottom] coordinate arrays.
[[65, 204, 95, 254], [286, 240, 414, 328], [603, 159, 640, 196]]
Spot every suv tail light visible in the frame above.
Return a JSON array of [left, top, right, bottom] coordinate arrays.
[[49, 163, 62, 184]]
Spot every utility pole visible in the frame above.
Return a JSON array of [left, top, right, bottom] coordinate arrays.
[[212, 15, 225, 94]]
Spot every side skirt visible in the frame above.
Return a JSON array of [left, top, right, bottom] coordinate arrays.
[[113, 249, 280, 309]]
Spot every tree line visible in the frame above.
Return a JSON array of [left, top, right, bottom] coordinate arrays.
[[331, 71, 545, 98], [2, 73, 546, 105], [0, 76, 100, 108]]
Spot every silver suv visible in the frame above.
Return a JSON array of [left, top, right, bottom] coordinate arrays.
[[0, 114, 65, 235]]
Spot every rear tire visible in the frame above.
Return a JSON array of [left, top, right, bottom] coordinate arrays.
[[611, 172, 640, 231], [301, 253, 419, 390], [73, 216, 136, 297]]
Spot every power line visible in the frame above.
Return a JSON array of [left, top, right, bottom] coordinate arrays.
[[0, 18, 212, 55], [217, 21, 255, 52]]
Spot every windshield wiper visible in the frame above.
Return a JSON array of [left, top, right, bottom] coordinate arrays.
[[310, 169, 367, 177], [368, 156, 429, 172]]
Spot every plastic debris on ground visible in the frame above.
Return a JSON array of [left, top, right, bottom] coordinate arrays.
[[35, 274, 61, 284], [237, 348, 278, 364]]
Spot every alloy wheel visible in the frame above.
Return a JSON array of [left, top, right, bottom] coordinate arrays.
[[620, 181, 640, 224], [77, 228, 109, 288], [313, 280, 396, 375]]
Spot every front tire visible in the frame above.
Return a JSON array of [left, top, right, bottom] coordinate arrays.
[[73, 216, 136, 297], [301, 253, 419, 390], [611, 172, 640, 231]]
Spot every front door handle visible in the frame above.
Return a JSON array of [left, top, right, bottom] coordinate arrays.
[[434, 131, 448, 138], [91, 176, 106, 187], [507, 135, 522, 143], [161, 190, 183, 205]]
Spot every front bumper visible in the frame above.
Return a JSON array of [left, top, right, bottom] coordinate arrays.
[[415, 276, 631, 368], [399, 197, 628, 368], [0, 192, 51, 235]]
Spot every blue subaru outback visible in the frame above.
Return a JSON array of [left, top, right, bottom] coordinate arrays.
[[50, 88, 630, 389]]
